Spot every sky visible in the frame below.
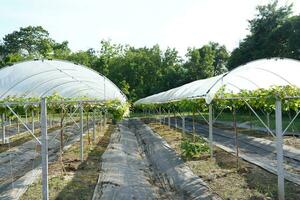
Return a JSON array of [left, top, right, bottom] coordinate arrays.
[[0, 0, 300, 57]]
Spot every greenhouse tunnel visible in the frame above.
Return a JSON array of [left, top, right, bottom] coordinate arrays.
[[0, 59, 127, 200], [134, 57, 300, 200], [0, 59, 126, 101]]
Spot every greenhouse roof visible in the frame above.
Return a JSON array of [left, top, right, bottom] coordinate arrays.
[[135, 58, 300, 105], [0, 59, 127, 102]]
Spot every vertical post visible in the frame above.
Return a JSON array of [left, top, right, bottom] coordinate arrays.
[[192, 111, 195, 141], [51, 113, 54, 128], [93, 109, 96, 141], [25, 109, 28, 124], [32, 110, 35, 134], [232, 106, 239, 168], [159, 107, 162, 124], [209, 104, 213, 159], [182, 115, 185, 134], [48, 114, 51, 128], [275, 99, 284, 200], [104, 111, 107, 126], [41, 98, 48, 200], [267, 112, 270, 130], [2, 113, 6, 144], [60, 108, 64, 151], [168, 110, 171, 128], [99, 112, 102, 132], [79, 104, 84, 162], [174, 112, 177, 129], [17, 118, 20, 134], [249, 110, 252, 129], [86, 110, 90, 144]]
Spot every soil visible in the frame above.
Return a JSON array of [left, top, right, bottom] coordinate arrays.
[[20, 123, 114, 200], [145, 121, 300, 200]]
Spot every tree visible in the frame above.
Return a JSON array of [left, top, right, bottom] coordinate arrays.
[[160, 47, 185, 91], [92, 39, 125, 76], [52, 41, 71, 59], [2, 26, 54, 58], [228, 1, 293, 69], [67, 48, 97, 67], [106, 45, 162, 101], [267, 15, 300, 59], [184, 42, 229, 82], [210, 42, 229, 76], [0, 26, 73, 67]]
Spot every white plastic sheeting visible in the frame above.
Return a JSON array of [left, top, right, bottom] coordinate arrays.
[[0, 60, 126, 102], [135, 58, 300, 105]]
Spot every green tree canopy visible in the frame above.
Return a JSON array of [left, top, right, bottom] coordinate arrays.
[[2, 26, 53, 57], [184, 42, 229, 82], [228, 0, 295, 69]]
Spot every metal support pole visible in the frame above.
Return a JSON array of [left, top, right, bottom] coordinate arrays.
[[232, 106, 239, 168], [267, 112, 270, 129], [2, 113, 6, 144], [209, 104, 213, 159], [192, 111, 196, 141], [17, 118, 20, 134], [51, 113, 54, 128], [159, 107, 161, 124], [275, 99, 284, 200], [32, 110, 35, 134], [168, 110, 171, 128], [99, 112, 102, 132], [182, 115, 185, 134], [103, 111, 106, 127], [80, 104, 84, 162], [93, 109, 96, 141], [174, 113, 177, 129], [25, 110, 28, 124], [41, 98, 48, 200], [48, 114, 51, 128]]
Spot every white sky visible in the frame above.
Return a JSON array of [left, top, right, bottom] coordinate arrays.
[[0, 0, 299, 57]]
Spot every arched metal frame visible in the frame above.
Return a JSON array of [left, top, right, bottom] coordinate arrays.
[[0, 59, 126, 102], [135, 58, 300, 105]]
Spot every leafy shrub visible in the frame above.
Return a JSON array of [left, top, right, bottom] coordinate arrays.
[[180, 138, 209, 159]]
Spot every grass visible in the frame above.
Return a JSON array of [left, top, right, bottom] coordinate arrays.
[[20, 122, 115, 200], [146, 121, 300, 200]]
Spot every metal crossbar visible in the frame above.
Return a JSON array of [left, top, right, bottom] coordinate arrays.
[[283, 110, 300, 135], [243, 100, 275, 137], [175, 111, 185, 120], [196, 109, 209, 125], [213, 107, 225, 124], [6, 104, 41, 144], [67, 107, 80, 128]]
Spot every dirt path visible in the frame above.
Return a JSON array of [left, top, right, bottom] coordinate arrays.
[[93, 119, 220, 200]]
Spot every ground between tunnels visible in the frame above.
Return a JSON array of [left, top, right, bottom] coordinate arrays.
[[93, 119, 220, 200]]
